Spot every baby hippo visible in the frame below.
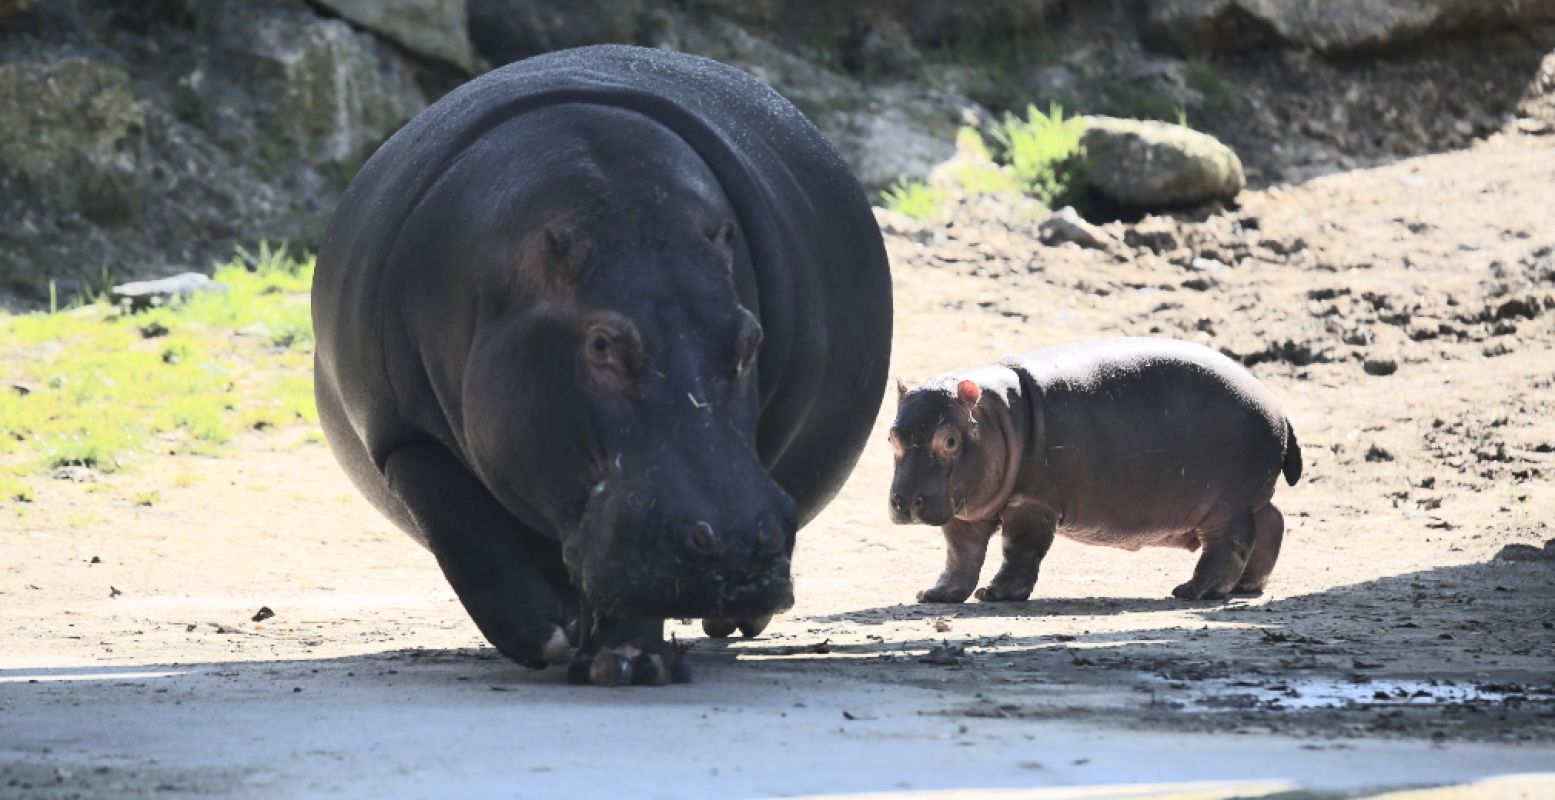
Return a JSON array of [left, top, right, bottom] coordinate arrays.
[[889, 337, 1302, 603]]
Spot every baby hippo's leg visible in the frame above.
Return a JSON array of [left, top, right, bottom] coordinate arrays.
[[917, 519, 997, 603], [1173, 507, 1256, 601], [976, 509, 1057, 602], [1232, 504, 1284, 595]]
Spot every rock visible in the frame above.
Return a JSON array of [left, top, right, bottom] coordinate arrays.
[[889, 0, 1062, 49], [677, 18, 973, 192], [1494, 539, 1555, 562], [824, 103, 961, 192], [51, 466, 97, 483], [1122, 216, 1181, 253], [1482, 336, 1518, 358], [0, 59, 145, 223], [1080, 116, 1244, 210], [109, 273, 227, 312], [1144, 0, 1555, 55], [0, 0, 36, 24], [313, 0, 475, 71], [1520, 50, 1555, 130], [1363, 356, 1398, 376], [846, 15, 922, 76], [688, 0, 1061, 49], [1364, 443, 1394, 463], [1037, 206, 1114, 250], [204, 5, 427, 164], [468, 0, 649, 65]]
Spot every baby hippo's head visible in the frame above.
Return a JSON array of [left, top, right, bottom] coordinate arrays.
[[888, 378, 986, 526]]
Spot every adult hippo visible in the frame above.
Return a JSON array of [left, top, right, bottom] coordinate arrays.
[[312, 45, 892, 686]]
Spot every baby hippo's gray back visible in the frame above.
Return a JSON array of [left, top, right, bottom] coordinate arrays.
[[1011, 338, 1292, 543]]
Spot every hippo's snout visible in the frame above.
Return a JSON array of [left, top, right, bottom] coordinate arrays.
[[676, 510, 790, 563], [570, 468, 797, 620]]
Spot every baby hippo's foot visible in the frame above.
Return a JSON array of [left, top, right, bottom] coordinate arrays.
[[1229, 579, 1267, 596], [974, 566, 1036, 602], [1171, 580, 1232, 602], [568, 618, 691, 687], [916, 582, 975, 604], [701, 614, 774, 639]]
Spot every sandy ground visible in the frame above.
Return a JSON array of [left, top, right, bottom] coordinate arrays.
[[3, 133, 1554, 798]]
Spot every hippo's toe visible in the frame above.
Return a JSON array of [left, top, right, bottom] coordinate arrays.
[[1171, 581, 1230, 602]]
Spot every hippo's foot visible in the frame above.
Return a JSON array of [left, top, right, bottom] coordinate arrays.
[[974, 580, 1033, 602], [916, 583, 974, 604], [1171, 581, 1231, 602], [1229, 581, 1266, 597], [568, 616, 690, 687], [701, 614, 774, 639], [567, 636, 691, 687]]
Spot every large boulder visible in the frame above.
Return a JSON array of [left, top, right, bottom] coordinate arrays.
[[676, 18, 975, 192], [1080, 116, 1244, 210], [688, 0, 1061, 49], [1145, 0, 1555, 55], [0, 0, 36, 25], [467, 0, 654, 65], [0, 58, 145, 223], [312, 0, 475, 71], [202, 3, 427, 164]]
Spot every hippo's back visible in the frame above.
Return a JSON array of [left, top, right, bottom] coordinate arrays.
[[1007, 338, 1291, 511]]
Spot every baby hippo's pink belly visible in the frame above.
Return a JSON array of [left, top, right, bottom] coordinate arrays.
[[1058, 522, 1201, 552]]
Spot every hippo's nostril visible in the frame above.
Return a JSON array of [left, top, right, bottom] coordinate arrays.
[[683, 521, 718, 555], [754, 513, 786, 557], [890, 492, 906, 512], [911, 495, 926, 511]]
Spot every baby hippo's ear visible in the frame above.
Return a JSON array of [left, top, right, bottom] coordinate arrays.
[[896, 376, 910, 403], [955, 379, 982, 409]]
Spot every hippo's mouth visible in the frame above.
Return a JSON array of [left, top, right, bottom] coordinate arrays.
[[576, 556, 796, 621]]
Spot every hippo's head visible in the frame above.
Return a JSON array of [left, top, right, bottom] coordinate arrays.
[[888, 379, 987, 526], [460, 214, 796, 621]]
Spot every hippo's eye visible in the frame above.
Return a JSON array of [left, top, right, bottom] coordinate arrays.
[[944, 435, 958, 451], [590, 332, 612, 356]]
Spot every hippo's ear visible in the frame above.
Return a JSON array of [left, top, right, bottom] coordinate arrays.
[[705, 219, 737, 268], [540, 224, 592, 287], [955, 379, 982, 409], [895, 376, 910, 403]]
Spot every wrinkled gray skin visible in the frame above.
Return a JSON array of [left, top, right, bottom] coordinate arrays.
[[890, 338, 1302, 604], [313, 46, 891, 686]]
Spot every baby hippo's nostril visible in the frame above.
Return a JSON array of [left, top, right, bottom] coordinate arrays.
[[890, 492, 907, 513], [681, 520, 718, 556], [911, 495, 926, 512]]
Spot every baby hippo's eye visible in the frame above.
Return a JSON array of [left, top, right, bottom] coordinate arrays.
[[944, 435, 959, 451], [589, 332, 612, 357]]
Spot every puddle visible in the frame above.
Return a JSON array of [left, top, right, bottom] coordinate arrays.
[[1146, 675, 1555, 712]]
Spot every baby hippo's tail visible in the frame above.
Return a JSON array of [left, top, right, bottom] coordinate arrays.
[[1282, 419, 1303, 486]]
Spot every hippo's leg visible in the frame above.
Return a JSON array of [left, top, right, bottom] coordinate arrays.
[[1172, 507, 1256, 601], [568, 611, 689, 687], [701, 614, 773, 639], [976, 510, 1057, 602], [1232, 504, 1285, 595], [384, 443, 575, 668], [917, 518, 998, 603]]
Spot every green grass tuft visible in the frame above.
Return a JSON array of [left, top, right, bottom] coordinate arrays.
[[988, 102, 1087, 207], [0, 244, 318, 476], [1186, 57, 1234, 110], [880, 178, 948, 221]]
